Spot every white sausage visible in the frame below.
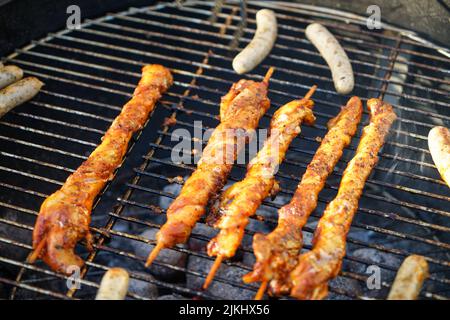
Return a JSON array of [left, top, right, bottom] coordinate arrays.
[[0, 65, 23, 89], [305, 23, 354, 94], [232, 9, 277, 74], [428, 126, 450, 187], [96, 268, 130, 300], [387, 255, 429, 300], [0, 77, 43, 118]]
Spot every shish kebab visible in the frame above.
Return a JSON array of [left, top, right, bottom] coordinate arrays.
[[243, 96, 363, 299], [31, 65, 173, 274], [146, 68, 274, 267], [290, 98, 397, 300], [203, 85, 318, 289]]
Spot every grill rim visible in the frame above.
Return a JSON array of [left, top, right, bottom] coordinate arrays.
[[0, 0, 448, 300]]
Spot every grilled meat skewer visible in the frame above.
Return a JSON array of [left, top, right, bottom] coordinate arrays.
[[146, 68, 274, 267], [31, 65, 173, 274], [203, 86, 317, 289], [290, 98, 397, 300], [243, 96, 363, 298]]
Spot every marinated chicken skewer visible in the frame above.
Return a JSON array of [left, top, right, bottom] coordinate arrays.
[[243, 96, 363, 298], [31, 65, 173, 274], [203, 86, 317, 290], [290, 98, 396, 300], [145, 68, 274, 267]]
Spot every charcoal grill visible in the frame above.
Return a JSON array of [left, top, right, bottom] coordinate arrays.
[[0, 0, 449, 300]]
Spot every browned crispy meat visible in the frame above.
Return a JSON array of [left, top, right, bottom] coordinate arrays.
[[146, 69, 273, 266], [289, 98, 397, 300], [202, 88, 317, 290], [207, 92, 316, 262], [243, 96, 362, 296], [32, 65, 173, 274]]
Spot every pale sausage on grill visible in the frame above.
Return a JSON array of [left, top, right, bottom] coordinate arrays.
[[232, 9, 277, 74], [96, 268, 130, 300], [0, 65, 23, 89], [387, 255, 429, 300], [0, 77, 43, 118], [290, 98, 396, 300], [31, 65, 173, 274], [305, 23, 354, 95], [428, 126, 450, 188]]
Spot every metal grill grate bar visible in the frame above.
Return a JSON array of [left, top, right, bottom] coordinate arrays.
[[10, 37, 447, 143], [133, 5, 450, 82], [83, 13, 450, 107], [6, 60, 441, 167], [18, 38, 450, 124], [1, 211, 444, 300]]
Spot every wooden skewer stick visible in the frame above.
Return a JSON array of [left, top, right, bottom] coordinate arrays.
[[28, 237, 47, 263], [202, 255, 223, 290], [251, 85, 317, 301], [202, 68, 275, 290], [263, 67, 275, 84], [255, 280, 268, 300], [303, 84, 317, 101], [146, 68, 275, 271], [202, 83, 316, 293], [145, 242, 164, 267]]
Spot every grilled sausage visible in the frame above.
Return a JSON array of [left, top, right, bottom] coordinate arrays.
[[31, 65, 172, 274], [232, 9, 277, 74], [305, 23, 354, 95], [0, 77, 43, 118], [290, 98, 396, 300], [0, 65, 23, 89], [428, 126, 450, 187], [96, 268, 130, 300], [387, 255, 429, 300]]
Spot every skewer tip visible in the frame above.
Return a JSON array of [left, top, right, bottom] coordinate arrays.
[[145, 242, 164, 267], [303, 84, 317, 100], [254, 280, 268, 300], [203, 255, 223, 290], [263, 67, 275, 84], [28, 237, 47, 264]]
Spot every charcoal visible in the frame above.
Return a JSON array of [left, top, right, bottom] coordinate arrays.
[[157, 294, 188, 300], [0, 282, 8, 299], [0, 211, 32, 267], [242, 251, 256, 266], [158, 179, 184, 209], [348, 248, 401, 298], [351, 248, 402, 271], [128, 273, 158, 299], [326, 292, 354, 300], [328, 276, 362, 299], [133, 228, 187, 281], [186, 255, 254, 300], [13, 278, 68, 300], [187, 223, 217, 253]]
